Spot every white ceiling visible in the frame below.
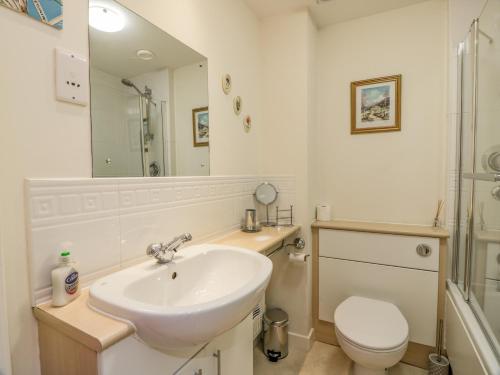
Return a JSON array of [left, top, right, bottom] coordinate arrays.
[[89, 0, 206, 78], [244, 0, 430, 28]]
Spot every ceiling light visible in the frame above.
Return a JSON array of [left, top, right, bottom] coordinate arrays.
[[89, 5, 125, 32], [136, 49, 155, 61]]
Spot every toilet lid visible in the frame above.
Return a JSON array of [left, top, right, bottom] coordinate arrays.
[[334, 296, 409, 351]]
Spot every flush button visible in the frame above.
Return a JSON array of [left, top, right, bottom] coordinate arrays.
[[416, 244, 432, 257]]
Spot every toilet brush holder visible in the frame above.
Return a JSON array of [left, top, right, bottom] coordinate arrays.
[[428, 319, 449, 375], [428, 353, 449, 375]]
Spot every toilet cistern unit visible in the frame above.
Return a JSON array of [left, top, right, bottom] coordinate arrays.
[[334, 296, 409, 375]]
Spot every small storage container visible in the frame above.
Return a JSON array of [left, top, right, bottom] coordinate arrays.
[[263, 308, 289, 362]]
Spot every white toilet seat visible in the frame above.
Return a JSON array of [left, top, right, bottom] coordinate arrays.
[[333, 296, 410, 375], [335, 326, 408, 354], [334, 296, 409, 351]]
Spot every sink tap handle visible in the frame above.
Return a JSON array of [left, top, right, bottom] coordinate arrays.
[[146, 243, 163, 257], [164, 233, 193, 252]]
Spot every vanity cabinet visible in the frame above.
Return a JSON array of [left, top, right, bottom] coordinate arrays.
[[37, 312, 253, 375], [99, 314, 253, 375], [311, 221, 448, 369]]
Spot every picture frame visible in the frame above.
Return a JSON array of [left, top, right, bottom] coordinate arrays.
[[351, 74, 401, 134], [0, 0, 63, 29], [192, 106, 209, 147]]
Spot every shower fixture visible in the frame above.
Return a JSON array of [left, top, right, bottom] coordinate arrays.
[[121, 78, 158, 174], [120, 78, 156, 105], [121, 78, 142, 95]]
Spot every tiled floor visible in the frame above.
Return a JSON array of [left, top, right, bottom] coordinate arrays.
[[254, 341, 428, 375]]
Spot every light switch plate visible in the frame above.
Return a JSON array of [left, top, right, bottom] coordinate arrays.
[[55, 48, 89, 106]]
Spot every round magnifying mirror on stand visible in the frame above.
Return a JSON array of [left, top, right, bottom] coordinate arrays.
[[254, 182, 278, 226]]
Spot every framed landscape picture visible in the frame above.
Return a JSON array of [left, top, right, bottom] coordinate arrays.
[[192, 106, 209, 147], [351, 75, 401, 134]]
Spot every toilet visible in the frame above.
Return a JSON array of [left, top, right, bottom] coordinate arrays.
[[334, 296, 409, 375]]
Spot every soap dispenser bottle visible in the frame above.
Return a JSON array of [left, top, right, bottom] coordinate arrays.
[[51, 251, 80, 307]]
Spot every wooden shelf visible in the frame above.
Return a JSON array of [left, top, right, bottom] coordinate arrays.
[[211, 225, 301, 254], [34, 289, 134, 352], [312, 220, 449, 239]]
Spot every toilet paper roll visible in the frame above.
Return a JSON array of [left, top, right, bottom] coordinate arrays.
[[289, 252, 309, 263], [316, 204, 331, 221]]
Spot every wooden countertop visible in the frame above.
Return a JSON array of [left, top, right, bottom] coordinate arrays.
[[211, 225, 301, 254], [33, 289, 134, 352], [312, 220, 449, 239], [33, 225, 301, 352]]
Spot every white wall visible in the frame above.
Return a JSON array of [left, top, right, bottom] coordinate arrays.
[[0, 229, 12, 375], [0, 0, 264, 373], [0, 2, 91, 374], [260, 11, 317, 338], [314, 0, 448, 226], [173, 62, 210, 176]]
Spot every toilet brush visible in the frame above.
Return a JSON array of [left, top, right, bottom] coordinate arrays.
[[428, 319, 450, 375]]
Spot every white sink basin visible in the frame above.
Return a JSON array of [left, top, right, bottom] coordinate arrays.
[[89, 244, 272, 349]]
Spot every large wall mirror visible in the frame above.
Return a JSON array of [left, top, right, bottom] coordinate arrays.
[[89, 0, 209, 177]]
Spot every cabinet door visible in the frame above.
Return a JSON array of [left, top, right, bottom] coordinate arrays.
[[207, 314, 253, 375], [319, 257, 438, 346], [174, 352, 215, 375], [99, 316, 253, 375], [98, 336, 203, 375], [319, 229, 439, 271]]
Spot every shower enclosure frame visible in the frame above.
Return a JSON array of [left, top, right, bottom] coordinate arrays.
[[452, 19, 480, 302], [451, 14, 500, 366]]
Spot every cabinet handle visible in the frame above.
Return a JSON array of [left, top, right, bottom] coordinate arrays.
[[213, 350, 221, 375]]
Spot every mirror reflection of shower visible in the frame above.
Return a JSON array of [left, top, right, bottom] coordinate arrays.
[[89, 0, 209, 178], [121, 78, 160, 176]]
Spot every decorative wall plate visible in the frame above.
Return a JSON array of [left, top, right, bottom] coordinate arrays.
[[233, 96, 242, 115], [243, 115, 252, 132], [222, 74, 232, 95]]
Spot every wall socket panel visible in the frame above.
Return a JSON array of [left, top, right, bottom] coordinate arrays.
[[55, 48, 89, 106]]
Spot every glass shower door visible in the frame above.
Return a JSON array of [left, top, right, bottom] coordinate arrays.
[[454, 1, 500, 359], [455, 26, 476, 296], [468, 2, 500, 355]]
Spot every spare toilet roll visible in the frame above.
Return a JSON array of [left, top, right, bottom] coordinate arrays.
[[289, 252, 309, 263], [316, 204, 331, 221]]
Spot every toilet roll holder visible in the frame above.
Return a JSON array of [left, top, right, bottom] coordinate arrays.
[[267, 237, 307, 259]]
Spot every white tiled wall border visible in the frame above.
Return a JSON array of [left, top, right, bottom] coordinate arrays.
[[25, 175, 296, 305]]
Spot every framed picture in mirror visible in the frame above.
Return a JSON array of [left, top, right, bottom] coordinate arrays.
[[192, 107, 209, 147]]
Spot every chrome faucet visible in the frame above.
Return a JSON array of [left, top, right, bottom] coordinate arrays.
[[146, 233, 192, 264]]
